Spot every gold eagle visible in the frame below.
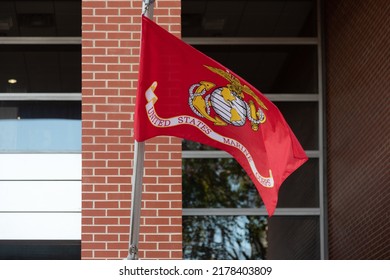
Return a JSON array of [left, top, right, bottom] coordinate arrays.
[[204, 65, 268, 110]]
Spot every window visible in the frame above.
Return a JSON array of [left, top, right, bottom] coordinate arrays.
[[0, 0, 81, 260], [0, 0, 81, 153], [182, 0, 324, 260]]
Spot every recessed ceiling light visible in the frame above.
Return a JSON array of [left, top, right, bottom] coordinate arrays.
[[8, 79, 17, 84]]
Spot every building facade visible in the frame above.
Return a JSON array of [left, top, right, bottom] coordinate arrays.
[[0, 0, 388, 260]]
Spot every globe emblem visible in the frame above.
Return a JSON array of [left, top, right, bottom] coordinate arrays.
[[210, 87, 247, 126]]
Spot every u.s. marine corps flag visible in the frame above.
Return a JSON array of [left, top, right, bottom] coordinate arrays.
[[135, 16, 308, 216]]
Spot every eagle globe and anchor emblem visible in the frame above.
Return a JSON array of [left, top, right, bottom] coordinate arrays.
[[189, 65, 268, 131]]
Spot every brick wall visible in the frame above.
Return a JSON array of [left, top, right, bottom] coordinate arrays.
[[82, 0, 182, 259], [325, 0, 390, 259]]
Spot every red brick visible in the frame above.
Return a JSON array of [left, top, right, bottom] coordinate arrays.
[[95, 136, 119, 143], [158, 209, 181, 217], [94, 88, 119, 96], [94, 217, 119, 225], [139, 243, 157, 250], [157, 176, 182, 184], [94, 201, 118, 208], [95, 234, 119, 242], [82, 81, 106, 88], [95, 72, 118, 80], [145, 251, 170, 259], [82, 201, 93, 208], [107, 16, 132, 23], [107, 64, 130, 72], [119, 9, 141, 16], [107, 226, 129, 233], [107, 209, 132, 217], [144, 201, 169, 209], [82, 64, 106, 72], [170, 251, 182, 259], [95, 41, 119, 48], [95, 9, 119, 16], [83, 16, 106, 24], [82, 193, 106, 200], [81, 250, 93, 258], [145, 168, 169, 176], [82, 242, 106, 250], [107, 33, 131, 40], [94, 168, 119, 176], [107, 243, 128, 250], [95, 24, 118, 31], [95, 121, 119, 128], [83, 176, 106, 183], [82, 226, 106, 233], [95, 152, 120, 159], [82, 1, 106, 8], [83, 160, 106, 168], [83, 98, 105, 106], [94, 184, 119, 192], [107, 176, 131, 183], [159, 242, 182, 250], [83, 48, 106, 55], [119, 217, 130, 225], [158, 193, 182, 201], [94, 250, 119, 258], [107, 192, 131, 200], [144, 217, 170, 225], [170, 234, 182, 242], [145, 234, 170, 242], [82, 1, 182, 260], [170, 218, 182, 225]]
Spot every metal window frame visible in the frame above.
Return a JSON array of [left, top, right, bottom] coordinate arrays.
[[183, 37, 318, 45], [0, 37, 81, 45], [182, 0, 326, 259], [183, 208, 320, 216], [0, 37, 81, 101], [0, 93, 81, 101], [183, 150, 320, 159]]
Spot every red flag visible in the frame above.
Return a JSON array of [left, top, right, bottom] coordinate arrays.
[[135, 16, 308, 216]]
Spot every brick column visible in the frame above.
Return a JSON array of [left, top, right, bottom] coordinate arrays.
[[82, 0, 182, 259]]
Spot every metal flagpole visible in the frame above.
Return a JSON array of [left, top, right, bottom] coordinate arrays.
[[126, 0, 155, 260]]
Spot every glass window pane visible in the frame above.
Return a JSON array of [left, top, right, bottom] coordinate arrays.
[[0, 240, 81, 260], [0, 119, 81, 152], [0, 101, 81, 152], [183, 215, 268, 260], [183, 158, 263, 208], [192, 45, 318, 94], [0, 0, 81, 37], [0, 101, 81, 119], [183, 158, 318, 208], [275, 102, 318, 150], [183, 216, 320, 260], [278, 158, 318, 208], [0, 45, 81, 93], [267, 216, 320, 259], [182, 0, 317, 37]]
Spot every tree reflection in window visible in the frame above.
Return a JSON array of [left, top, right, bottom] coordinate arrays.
[[183, 216, 267, 260], [183, 158, 263, 208], [183, 156, 268, 259]]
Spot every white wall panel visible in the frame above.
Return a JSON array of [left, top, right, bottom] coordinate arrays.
[[0, 181, 81, 212], [0, 154, 81, 180], [0, 213, 81, 240]]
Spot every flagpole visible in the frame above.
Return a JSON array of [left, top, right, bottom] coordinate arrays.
[[126, 0, 155, 260]]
